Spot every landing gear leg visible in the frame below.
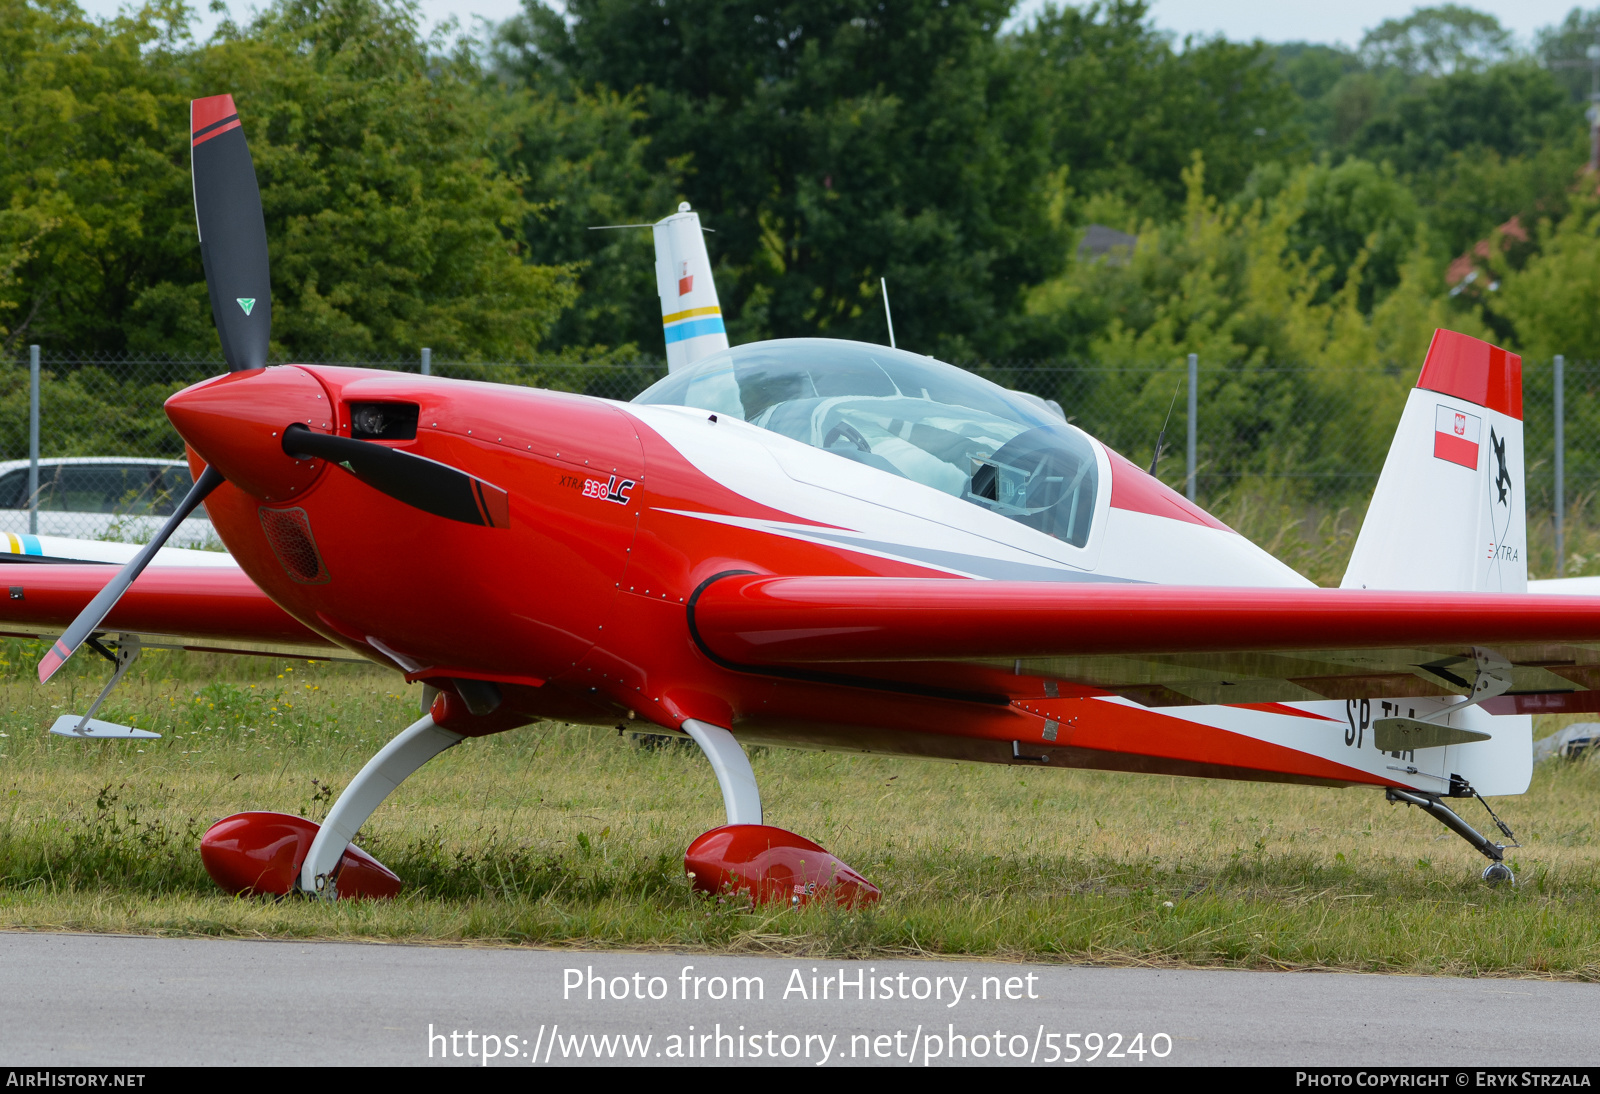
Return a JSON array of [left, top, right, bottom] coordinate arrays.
[[1386, 787, 1518, 885], [299, 714, 464, 899], [681, 719, 762, 825]]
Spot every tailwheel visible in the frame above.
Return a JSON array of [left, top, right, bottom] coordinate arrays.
[[1481, 862, 1515, 886]]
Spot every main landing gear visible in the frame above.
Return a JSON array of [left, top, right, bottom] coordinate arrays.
[[1385, 784, 1520, 886], [199, 703, 879, 905], [201, 710, 462, 899], [678, 719, 878, 907]]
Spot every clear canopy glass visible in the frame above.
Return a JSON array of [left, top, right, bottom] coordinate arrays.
[[633, 338, 1098, 547]]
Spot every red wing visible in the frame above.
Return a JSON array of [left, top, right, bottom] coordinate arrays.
[[0, 564, 340, 660], [691, 575, 1600, 713]]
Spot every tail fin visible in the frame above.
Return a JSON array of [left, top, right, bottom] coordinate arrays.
[[653, 202, 729, 372], [1342, 329, 1526, 593]]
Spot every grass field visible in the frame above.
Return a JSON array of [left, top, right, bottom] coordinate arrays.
[[1, 643, 1597, 978], [1206, 490, 1600, 588]]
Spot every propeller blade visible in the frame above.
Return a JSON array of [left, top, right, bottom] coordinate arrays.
[[191, 94, 271, 373], [38, 464, 226, 683], [281, 426, 509, 528], [46, 101, 271, 681]]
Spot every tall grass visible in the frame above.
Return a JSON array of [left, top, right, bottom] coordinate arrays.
[[0, 642, 1597, 975], [1204, 487, 1600, 587]]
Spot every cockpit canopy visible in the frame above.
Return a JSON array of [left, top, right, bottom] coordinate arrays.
[[633, 338, 1099, 548]]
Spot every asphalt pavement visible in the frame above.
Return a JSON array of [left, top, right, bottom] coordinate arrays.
[[0, 932, 1592, 1066]]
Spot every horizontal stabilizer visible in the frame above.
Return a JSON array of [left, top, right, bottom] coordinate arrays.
[[49, 714, 159, 740], [1372, 717, 1490, 751]]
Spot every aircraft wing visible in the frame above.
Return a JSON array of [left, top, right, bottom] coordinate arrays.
[[0, 563, 343, 661], [690, 575, 1600, 713]]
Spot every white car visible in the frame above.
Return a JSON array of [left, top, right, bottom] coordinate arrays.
[[0, 457, 218, 549]]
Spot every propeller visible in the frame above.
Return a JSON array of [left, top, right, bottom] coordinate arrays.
[[40, 95, 504, 684], [281, 425, 510, 528], [39, 94, 271, 683], [191, 94, 272, 374]]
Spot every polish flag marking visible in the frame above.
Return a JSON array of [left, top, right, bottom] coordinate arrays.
[[678, 261, 693, 297], [1434, 404, 1481, 469]]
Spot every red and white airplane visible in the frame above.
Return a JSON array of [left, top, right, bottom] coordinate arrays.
[[7, 95, 1600, 902]]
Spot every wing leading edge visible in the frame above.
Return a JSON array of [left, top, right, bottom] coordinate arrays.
[[690, 574, 1600, 713], [0, 564, 338, 660]]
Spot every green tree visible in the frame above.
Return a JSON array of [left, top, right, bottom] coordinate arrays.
[[1536, 5, 1600, 103], [1018, 2, 1301, 218], [1021, 157, 1485, 501], [1359, 4, 1515, 76], [150, 0, 577, 361], [1491, 190, 1600, 357], [483, 75, 686, 357], [0, 0, 196, 354], [1350, 62, 1580, 178], [0, 0, 577, 362], [1271, 42, 1367, 151], [1235, 157, 1422, 308], [498, 0, 1070, 358], [1341, 58, 1586, 258]]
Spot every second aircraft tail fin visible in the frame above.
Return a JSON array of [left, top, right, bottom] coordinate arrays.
[[654, 202, 729, 372]]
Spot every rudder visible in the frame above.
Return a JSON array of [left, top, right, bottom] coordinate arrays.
[[1342, 329, 1526, 593]]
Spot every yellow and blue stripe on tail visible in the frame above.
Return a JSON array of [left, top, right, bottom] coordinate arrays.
[[654, 203, 730, 373]]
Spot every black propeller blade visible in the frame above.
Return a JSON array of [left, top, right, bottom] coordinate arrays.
[[282, 426, 510, 529], [191, 94, 271, 373], [39, 465, 225, 683], [39, 92, 270, 683]]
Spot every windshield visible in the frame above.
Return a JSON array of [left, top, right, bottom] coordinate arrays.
[[633, 339, 1098, 547]]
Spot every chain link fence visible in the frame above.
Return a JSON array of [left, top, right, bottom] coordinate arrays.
[[1, 349, 1593, 577]]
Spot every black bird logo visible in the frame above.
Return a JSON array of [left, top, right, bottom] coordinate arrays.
[[1491, 426, 1511, 507]]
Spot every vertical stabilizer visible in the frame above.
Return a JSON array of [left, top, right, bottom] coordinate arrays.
[[1340, 330, 1531, 802], [653, 203, 728, 372], [1342, 329, 1526, 592]]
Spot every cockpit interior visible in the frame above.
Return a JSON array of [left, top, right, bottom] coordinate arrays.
[[634, 338, 1099, 547]]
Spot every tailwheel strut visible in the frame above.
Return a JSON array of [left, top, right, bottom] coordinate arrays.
[[1386, 786, 1520, 886]]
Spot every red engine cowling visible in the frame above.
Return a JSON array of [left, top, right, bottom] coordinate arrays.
[[200, 811, 401, 899], [685, 824, 880, 907]]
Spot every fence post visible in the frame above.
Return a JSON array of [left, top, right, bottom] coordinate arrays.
[[28, 345, 39, 536], [1186, 352, 1198, 503], [420, 347, 431, 376], [1555, 354, 1566, 578]]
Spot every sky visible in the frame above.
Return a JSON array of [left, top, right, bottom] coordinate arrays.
[[73, 0, 1594, 49], [1137, 0, 1584, 47]]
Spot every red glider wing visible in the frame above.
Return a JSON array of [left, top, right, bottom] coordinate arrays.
[[691, 575, 1600, 713], [0, 564, 340, 660]]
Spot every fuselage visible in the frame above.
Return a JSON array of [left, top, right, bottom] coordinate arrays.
[[165, 352, 1523, 796]]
